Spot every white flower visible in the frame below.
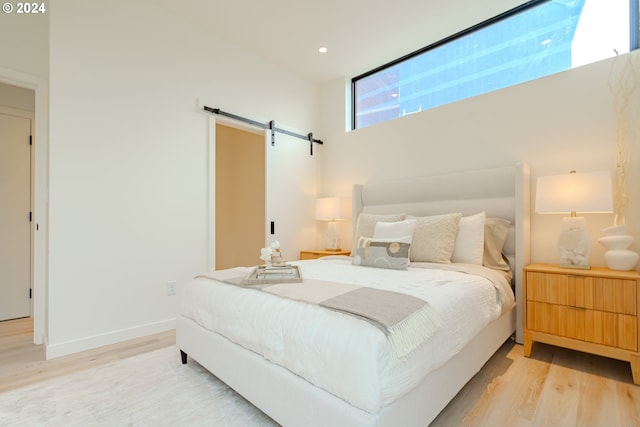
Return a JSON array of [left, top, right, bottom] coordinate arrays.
[[260, 247, 273, 262], [270, 240, 280, 250]]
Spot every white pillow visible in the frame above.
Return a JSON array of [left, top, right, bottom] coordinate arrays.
[[451, 211, 486, 265], [373, 219, 417, 244], [351, 213, 407, 254]]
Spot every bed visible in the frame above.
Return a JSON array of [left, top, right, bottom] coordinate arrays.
[[176, 163, 530, 426]]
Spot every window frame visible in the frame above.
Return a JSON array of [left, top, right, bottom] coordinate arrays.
[[351, 0, 640, 130]]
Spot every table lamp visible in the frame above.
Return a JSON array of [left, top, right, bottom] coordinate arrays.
[[315, 197, 346, 251], [535, 170, 613, 269]]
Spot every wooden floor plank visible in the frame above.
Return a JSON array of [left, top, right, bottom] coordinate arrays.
[[531, 348, 583, 426], [615, 381, 640, 425], [464, 343, 553, 427]]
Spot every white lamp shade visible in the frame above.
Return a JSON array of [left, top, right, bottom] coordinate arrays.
[[315, 197, 346, 221], [535, 170, 613, 214]]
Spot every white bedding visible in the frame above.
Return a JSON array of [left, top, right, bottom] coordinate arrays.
[[179, 257, 514, 413]]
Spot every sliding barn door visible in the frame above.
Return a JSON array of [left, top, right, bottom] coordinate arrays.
[[265, 133, 317, 261], [208, 116, 318, 269]]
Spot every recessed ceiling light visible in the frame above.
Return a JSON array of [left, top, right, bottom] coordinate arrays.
[[318, 47, 328, 53]]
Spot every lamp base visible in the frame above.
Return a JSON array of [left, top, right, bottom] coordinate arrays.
[[557, 216, 591, 269], [325, 221, 340, 253]]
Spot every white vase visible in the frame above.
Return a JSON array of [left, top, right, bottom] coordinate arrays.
[[599, 225, 639, 271], [603, 224, 629, 236]]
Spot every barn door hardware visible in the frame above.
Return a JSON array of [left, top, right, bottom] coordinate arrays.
[[204, 106, 323, 155]]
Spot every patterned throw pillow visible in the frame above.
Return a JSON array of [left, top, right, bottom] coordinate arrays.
[[353, 240, 411, 270]]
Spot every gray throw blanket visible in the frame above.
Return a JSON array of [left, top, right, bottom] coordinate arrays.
[[196, 273, 442, 358]]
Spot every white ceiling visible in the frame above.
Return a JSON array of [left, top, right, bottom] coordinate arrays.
[[156, 0, 520, 85]]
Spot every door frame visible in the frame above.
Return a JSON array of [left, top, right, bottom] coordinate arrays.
[[0, 66, 49, 346]]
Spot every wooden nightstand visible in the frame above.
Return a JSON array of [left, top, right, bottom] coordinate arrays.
[[300, 249, 351, 260], [523, 263, 640, 384]]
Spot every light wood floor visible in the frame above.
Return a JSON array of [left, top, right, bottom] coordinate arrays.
[[0, 317, 175, 393], [2, 318, 640, 426], [432, 337, 640, 426]]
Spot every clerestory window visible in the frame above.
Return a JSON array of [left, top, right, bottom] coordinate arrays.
[[352, 0, 639, 130]]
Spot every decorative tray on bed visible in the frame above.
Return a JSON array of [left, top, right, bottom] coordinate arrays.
[[242, 265, 303, 285]]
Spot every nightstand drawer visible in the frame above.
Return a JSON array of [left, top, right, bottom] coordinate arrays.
[[526, 271, 636, 315], [527, 301, 637, 351]]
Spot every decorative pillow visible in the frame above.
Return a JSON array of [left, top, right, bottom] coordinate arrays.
[[408, 213, 462, 263], [353, 239, 411, 270], [351, 213, 406, 254], [451, 211, 486, 265], [373, 218, 417, 244], [483, 217, 511, 271]]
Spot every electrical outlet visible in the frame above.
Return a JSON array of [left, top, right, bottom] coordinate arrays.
[[166, 280, 177, 296]]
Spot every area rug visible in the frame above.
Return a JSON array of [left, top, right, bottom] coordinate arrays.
[[0, 346, 279, 426]]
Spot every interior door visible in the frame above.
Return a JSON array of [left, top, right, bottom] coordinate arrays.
[[0, 113, 31, 321]]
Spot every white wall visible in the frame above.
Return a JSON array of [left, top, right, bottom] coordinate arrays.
[[0, 3, 48, 77], [47, 0, 318, 357], [318, 51, 640, 269]]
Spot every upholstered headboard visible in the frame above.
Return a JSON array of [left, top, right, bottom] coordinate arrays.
[[352, 163, 530, 343]]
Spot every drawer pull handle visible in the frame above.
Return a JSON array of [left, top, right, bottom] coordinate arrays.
[[568, 306, 586, 310]]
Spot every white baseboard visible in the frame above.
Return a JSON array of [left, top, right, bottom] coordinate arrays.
[[45, 318, 176, 359]]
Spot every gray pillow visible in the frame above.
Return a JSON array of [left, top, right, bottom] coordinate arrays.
[[483, 217, 511, 271]]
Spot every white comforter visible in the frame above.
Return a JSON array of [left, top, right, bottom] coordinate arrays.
[[179, 257, 513, 413]]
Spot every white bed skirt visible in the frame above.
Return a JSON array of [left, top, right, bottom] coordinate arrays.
[[176, 302, 516, 426]]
